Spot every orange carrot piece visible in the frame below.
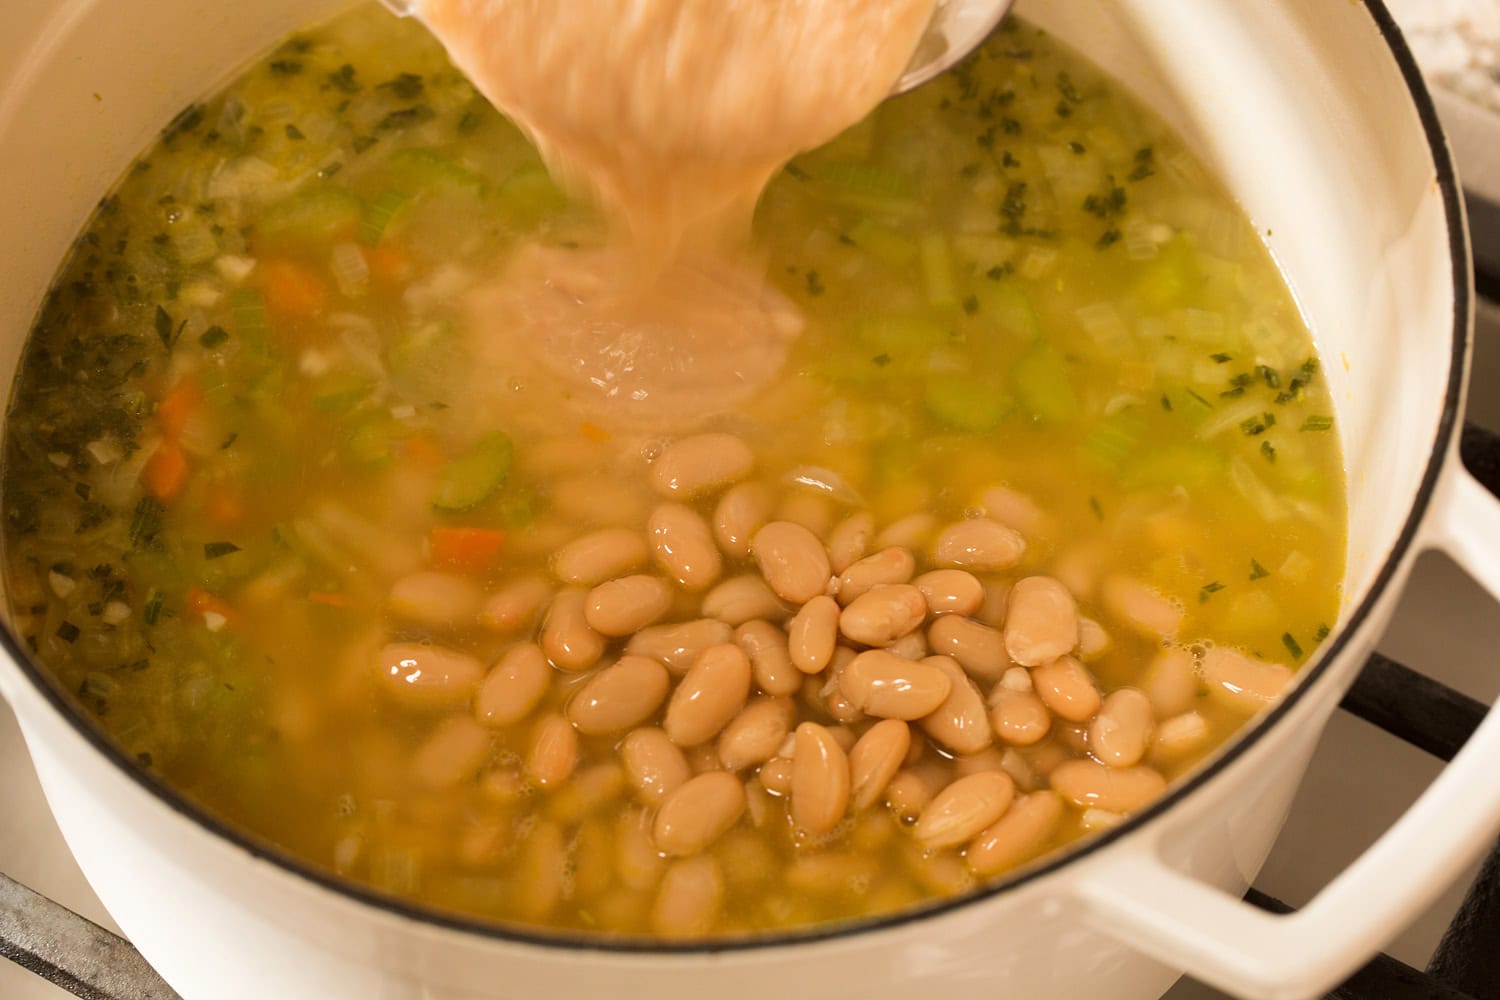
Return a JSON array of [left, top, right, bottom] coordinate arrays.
[[307, 591, 354, 608], [204, 482, 243, 527], [430, 525, 507, 573], [155, 379, 202, 441], [362, 243, 410, 285], [403, 433, 446, 468], [578, 421, 612, 443], [262, 258, 328, 317], [144, 442, 190, 502], [184, 587, 237, 627]]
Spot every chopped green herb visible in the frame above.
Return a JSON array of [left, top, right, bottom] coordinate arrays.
[[378, 73, 424, 100], [327, 64, 360, 94], [268, 59, 303, 76], [203, 541, 241, 560], [1127, 146, 1156, 182], [56, 621, 81, 643], [376, 105, 436, 131], [1249, 559, 1269, 580], [198, 325, 229, 349], [872, 353, 892, 367], [1315, 624, 1330, 641], [1185, 388, 1213, 410], [1160, 393, 1173, 412], [962, 294, 979, 315], [1210, 352, 1232, 364], [1199, 580, 1225, 603], [1089, 496, 1103, 520], [805, 270, 825, 296], [1056, 72, 1082, 104], [128, 497, 164, 549], [1282, 632, 1304, 659], [1261, 440, 1277, 462], [1256, 365, 1281, 389], [1083, 181, 1127, 219], [1300, 415, 1334, 432], [143, 589, 164, 626], [284, 124, 305, 141]]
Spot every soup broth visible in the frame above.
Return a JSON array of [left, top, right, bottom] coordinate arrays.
[[1, 7, 1344, 938]]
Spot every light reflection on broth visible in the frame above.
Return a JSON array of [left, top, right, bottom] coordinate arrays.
[[1, 6, 1344, 939]]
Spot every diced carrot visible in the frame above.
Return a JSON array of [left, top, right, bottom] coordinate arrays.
[[144, 442, 190, 502], [403, 433, 446, 468], [362, 243, 410, 285], [155, 379, 202, 441], [204, 482, 243, 527], [578, 421, 612, 443], [261, 258, 329, 317], [430, 525, 507, 573], [184, 587, 237, 628], [307, 591, 354, 608]]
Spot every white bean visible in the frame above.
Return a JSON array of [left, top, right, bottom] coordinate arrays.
[[753, 521, 831, 605], [649, 503, 722, 591], [1003, 576, 1079, 667], [651, 433, 754, 499], [932, 518, 1025, 572]]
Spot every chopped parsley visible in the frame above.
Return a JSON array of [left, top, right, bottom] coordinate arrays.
[[1199, 581, 1225, 603], [1300, 415, 1334, 432], [1282, 632, 1304, 659], [203, 542, 241, 560], [1249, 559, 1270, 580]]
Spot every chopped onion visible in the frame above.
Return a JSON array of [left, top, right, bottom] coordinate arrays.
[[330, 243, 370, 298], [784, 465, 863, 506]]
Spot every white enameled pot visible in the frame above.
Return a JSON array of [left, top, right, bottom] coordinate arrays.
[[0, 1, 1496, 998]]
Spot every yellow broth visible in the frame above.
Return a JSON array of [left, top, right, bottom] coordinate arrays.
[[1, 8, 1344, 937]]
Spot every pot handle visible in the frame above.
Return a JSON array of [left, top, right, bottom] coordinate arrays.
[[1069, 465, 1500, 1000]]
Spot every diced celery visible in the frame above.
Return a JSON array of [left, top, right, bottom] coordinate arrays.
[[312, 380, 373, 414], [1133, 234, 1201, 313], [230, 290, 270, 344], [1081, 411, 1144, 468], [856, 313, 949, 359], [343, 420, 393, 466], [924, 374, 1010, 432], [1012, 344, 1079, 423], [496, 167, 568, 226], [358, 191, 414, 246], [385, 148, 484, 196], [976, 279, 1040, 340], [811, 162, 925, 220], [919, 235, 958, 310], [433, 432, 514, 511], [257, 187, 364, 247], [847, 218, 917, 266]]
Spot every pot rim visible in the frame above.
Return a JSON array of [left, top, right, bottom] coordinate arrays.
[[0, 0, 1472, 959]]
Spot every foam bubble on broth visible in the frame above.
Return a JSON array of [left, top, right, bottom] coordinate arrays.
[[414, 0, 934, 426]]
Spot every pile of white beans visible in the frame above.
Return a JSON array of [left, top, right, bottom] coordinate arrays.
[[372, 432, 1295, 936]]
